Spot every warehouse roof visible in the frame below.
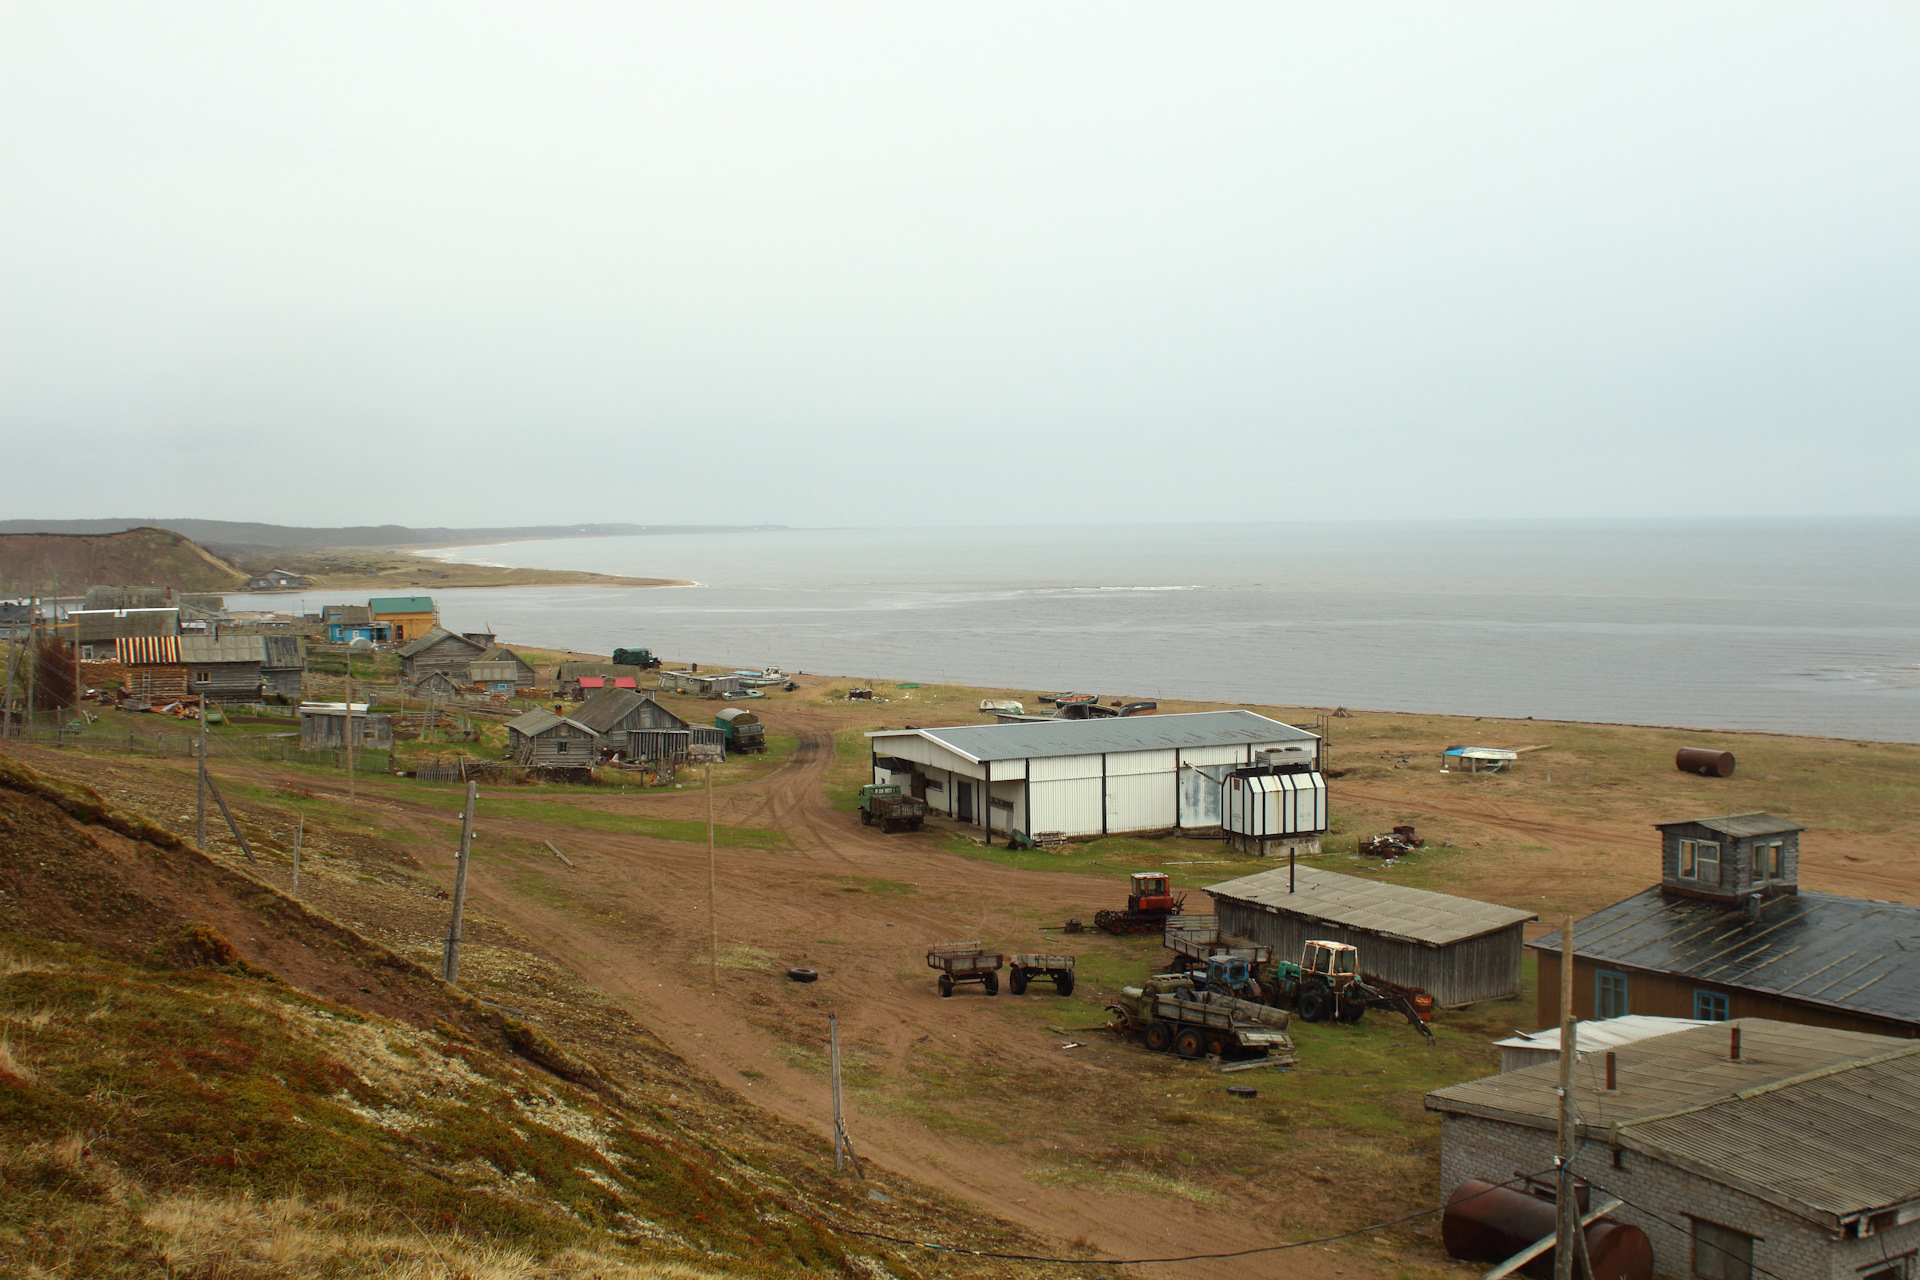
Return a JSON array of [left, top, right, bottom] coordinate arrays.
[[74, 608, 179, 643], [178, 635, 266, 664], [1205, 866, 1536, 947], [1531, 887, 1920, 1028], [869, 710, 1316, 763], [369, 596, 436, 614], [1428, 1019, 1920, 1229], [1654, 812, 1804, 838]]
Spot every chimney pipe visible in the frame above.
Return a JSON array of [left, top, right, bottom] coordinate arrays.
[[1605, 1050, 1616, 1090], [1730, 1025, 1741, 1061]]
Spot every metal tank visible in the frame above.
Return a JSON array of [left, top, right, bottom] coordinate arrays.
[[1676, 747, 1736, 777], [1441, 1179, 1653, 1280]]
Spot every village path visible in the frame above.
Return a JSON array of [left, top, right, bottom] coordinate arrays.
[[285, 710, 1375, 1280]]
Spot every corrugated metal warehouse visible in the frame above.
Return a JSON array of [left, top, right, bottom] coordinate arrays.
[[1205, 866, 1537, 1007], [866, 711, 1321, 841]]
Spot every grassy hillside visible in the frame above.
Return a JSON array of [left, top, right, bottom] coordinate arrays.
[[0, 527, 243, 596]]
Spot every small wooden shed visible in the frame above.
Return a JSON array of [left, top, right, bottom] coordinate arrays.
[[299, 702, 393, 750], [397, 628, 488, 680], [504, 708, 597, 767], [1205, 866, 1537, 1007], [180, 635, 267, 700]]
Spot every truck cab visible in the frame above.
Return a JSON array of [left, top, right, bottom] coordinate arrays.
[[1303, 940, 1360, 990], [1129, 873, 1178, 912]]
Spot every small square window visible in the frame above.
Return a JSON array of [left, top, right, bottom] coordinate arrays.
[[1756, 842, 1784, 880], [1694, 990, 1729, 1021], [1692, 1218, 1754, 1280]]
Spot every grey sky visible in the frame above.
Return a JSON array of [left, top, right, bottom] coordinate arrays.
[[2, 3, 1915, 526]]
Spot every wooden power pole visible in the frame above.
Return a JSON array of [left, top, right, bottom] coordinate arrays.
[[1554, 915, 1578, 1280], [443, 781, 476, 983], [344, 651, 355, 804], [196, 683, 209, 849]]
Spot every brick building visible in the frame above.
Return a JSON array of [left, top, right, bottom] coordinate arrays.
[[1429, 1019, 1920, 1280]]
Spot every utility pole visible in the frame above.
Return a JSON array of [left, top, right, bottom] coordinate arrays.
[[196, 685, 209, 850], [344, 650, 355, 803], [443, 781, 476, 983], [831, 1013, 845, 1174], [707, 762, 719, 991], [26, 594, 38, 737], [1554, 915, 1578, 1280]]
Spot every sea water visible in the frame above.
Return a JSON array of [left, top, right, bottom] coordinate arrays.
[[258, 521, 1920, 743]]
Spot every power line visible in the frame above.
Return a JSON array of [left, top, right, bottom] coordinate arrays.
[[824, 1168, 1560, 1267], [1583, 1178, 1793, 1280]]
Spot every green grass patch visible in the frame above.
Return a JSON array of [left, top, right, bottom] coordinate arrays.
[[406, 792, 784, 848]]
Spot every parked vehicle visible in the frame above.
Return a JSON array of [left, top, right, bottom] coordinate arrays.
[[859, 784, 927, 833], [1094, 872, 1187, 935], [927, 942, 1003, 997], [1107, 974, 1296, 1061], [715, 707, 766, 753], [1008, 953, 1075, 996], [1269, 941, 1435, 1040], [611, 648, 663, 669], [1163, 916, 1274, 990]]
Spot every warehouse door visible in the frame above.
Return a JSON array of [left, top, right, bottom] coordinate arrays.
[[956, 782, 975, 823]]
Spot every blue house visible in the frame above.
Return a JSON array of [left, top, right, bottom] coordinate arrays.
[[323, 605, 392, 644]]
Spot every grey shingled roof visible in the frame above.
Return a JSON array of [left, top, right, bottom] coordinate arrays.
[[74, 609, 179, 643], [567, 689, 648, 734], [1531, 887, 1920, 1027], [1205, 866, 1536, 947], [505, 708, 592, 738], [870, 710, 1316, 764], [396, 628, 485, 658], [1427, 1019, 1920, 1228], [1654, 812, 1805, 839]]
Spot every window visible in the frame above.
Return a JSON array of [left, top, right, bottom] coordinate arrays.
[[1678, 838, 1721, 884], [1694, 990, 1730, 1021], [1756, 842, 1784, 880], [194, 670, 212, 684], [556, 741, 569, 753], [1860, 1255, 1914, 1280], [1692, 1218, 1755, 1280], [1596, 970, 1629, 1019]]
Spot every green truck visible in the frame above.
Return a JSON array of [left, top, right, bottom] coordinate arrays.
[[859, 784, 927, 833]]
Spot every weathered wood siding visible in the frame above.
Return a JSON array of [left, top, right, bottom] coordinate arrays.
[[1212, 899, 1526, 1007], [510, 721, 596, 767], [1540, 956, 1918, 1038], [189, 662, 264, 698]]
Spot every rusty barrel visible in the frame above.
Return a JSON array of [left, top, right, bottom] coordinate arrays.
[[1442, 1180, 1652, 1280], [1676, 747, 1736, 777]]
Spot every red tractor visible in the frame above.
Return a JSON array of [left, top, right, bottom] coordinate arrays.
[[1093, 872, 1187, 935]]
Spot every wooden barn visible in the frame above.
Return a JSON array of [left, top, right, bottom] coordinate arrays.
[[566, 688, 663, 746], [368, 596, 437, 644], [397, 628, 488, 681], [504, 708, 597, 768], [622, 699, 725, 764], [471, 646, 537, 691], [298, 702, 392, 750], [1204, 866, 1537, 1007], [116, 635, 187, 702]]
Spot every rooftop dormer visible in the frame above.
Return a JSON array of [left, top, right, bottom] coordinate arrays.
[[1655, 813, 1804, 903]]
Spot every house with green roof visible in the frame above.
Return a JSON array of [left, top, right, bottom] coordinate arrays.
[[367, 596, 437, 644]]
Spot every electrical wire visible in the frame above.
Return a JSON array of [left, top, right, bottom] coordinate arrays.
[[1582, 1177, 1793, 1280], [821, 1167, 1561, 1267]]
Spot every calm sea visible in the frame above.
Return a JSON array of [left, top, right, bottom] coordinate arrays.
[[249, 521, 1920, 743]]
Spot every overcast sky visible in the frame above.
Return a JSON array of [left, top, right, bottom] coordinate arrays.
[[2, 3, 1915, 527]]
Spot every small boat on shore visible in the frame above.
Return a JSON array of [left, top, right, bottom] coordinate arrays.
[[731, 667, 789, 688]]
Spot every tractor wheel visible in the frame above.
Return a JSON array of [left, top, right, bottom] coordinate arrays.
[[982, 972, 999, 996], [860, 810, 872, 826], [1143, 1021, 1175, 1053], [1174, 1028, 1205, 1059], [1338, 999, 1367, 1025], [938, 974, 954, 998], [910, 818, 923, 830], [1054, 973, 1075, 997], [1296, 981, 1333, 1024], [1093, 910, 1120, 935], [1259, 979, 1282, 1008], [1009, 969, 1028, 995]]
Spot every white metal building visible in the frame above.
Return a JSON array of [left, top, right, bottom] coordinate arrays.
[[867, 711, 1321, 842]]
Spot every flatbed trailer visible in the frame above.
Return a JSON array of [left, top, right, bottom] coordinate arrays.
[[1008, 953, 1075, 996], [927, 941, 1003, 997]]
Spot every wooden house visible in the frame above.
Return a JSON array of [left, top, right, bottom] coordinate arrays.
[[1204, 865, 1537, 1007], [1531, 813, 1920, 1037], [243, 568, 310, 591], [410, 670, 464, 699], [259, 635, 304, 699], [180, 635, 267, 700], [115, 635, 187, 701], [367, 596, 437, 644], [397, 628, 488, 680], [504, 708, 597, 767], [461, 629, 497, 649], [470, 646, 537, 691], [323, 605, 390, 644], [74, 608, 179, 662], [567, 689, 659, 746]]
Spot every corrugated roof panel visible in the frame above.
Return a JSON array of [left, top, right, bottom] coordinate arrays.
[[178, 635, 265, 664], [1653, 812, 1805, 838], [869, 710, 1316, 764], [1534, 888, 1920, 1026], [368, 597, 436, 614], [1206, 866, 1536, 946]]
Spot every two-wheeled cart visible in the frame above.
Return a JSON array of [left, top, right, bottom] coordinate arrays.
[[927, 942, 1004, 998]]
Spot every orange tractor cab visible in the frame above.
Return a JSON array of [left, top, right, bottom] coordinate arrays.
[[1094, 872, 1187, 935]]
